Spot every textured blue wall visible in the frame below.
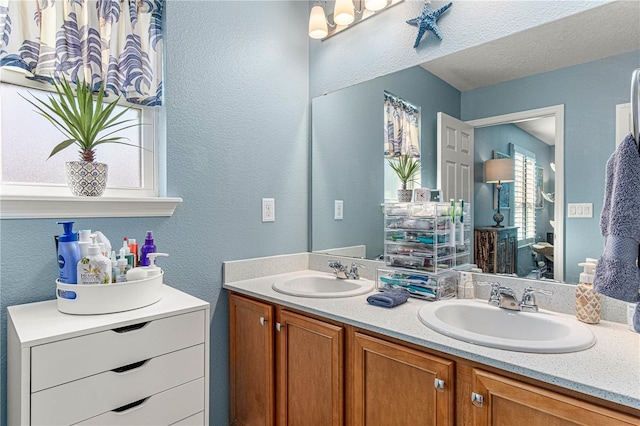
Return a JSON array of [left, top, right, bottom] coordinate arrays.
[[463, 50, 639, 282], [312, 66, 459, 257], [0, 2, 309, 425]]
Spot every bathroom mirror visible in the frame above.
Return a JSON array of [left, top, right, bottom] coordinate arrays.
[[310, 3, 640, 283]]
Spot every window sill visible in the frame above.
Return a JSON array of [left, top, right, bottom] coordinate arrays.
[[0, 195, 183, 219]]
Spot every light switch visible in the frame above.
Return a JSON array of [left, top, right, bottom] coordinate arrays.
[[334, 200, 344, 220], [568, 203, 593, 218]]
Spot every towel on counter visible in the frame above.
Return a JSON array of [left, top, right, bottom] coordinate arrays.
[[593, 133, 640, 305], [367, 289, 410, 308]]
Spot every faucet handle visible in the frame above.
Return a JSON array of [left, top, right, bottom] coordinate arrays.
[[520, 286, 552, 312], [328, 260, 344, 269], [477, 282, 502, 306]]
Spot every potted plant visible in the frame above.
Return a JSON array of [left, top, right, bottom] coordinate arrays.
[[23, 77, 141, 196], [388, 154, 421, 202]]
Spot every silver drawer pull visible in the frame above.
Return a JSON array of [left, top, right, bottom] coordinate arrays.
[[111, 359, 150, 373], [260, 316, 267, 326], [112, 322, 149, 333], [434, 378, 445, 390], [471, 392, 484, 407], [112, 397, 150, 413]]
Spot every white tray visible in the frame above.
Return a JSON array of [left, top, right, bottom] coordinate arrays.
[[56, 272, 164, 315]]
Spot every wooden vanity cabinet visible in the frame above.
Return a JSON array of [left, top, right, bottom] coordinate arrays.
[[229, 293, 275, 426], [230, 292, 638, 426], [229, 293, 344, 426], [277, 310, 344, 426], [468, 368, 640, 426], [351, 332, 454, 426]]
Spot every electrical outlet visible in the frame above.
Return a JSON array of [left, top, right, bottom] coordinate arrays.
[[262, 198, 275, 222], [334, 200, 344, 220]]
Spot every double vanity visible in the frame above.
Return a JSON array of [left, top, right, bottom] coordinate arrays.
[[224, 253, 639, 425]]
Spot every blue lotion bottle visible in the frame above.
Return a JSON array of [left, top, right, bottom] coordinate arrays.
[[57, 221, 81, 284]]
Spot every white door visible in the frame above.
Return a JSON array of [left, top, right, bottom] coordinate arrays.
[[437, 112, 474, 203]]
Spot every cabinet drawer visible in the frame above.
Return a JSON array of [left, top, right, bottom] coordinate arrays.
[[32, 309, 205, 392], [32, 344, 204, 425], [75, 378, 205, 426], [170, 411, 205, 426]]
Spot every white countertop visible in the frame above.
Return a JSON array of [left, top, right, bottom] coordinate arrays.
[[224, 270, 640, 410]]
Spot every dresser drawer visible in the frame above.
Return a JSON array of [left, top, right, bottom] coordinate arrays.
[[170, 411, 205, 426], [75, 378, 205, 426], [31, 310, 205, 392], [31, 344, 204, 425]]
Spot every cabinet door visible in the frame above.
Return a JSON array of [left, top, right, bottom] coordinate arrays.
[[352, 332, 454, 426], [277, 310, 344, 426], [229, 294, 275, 426], [471, 369, 639, 426]]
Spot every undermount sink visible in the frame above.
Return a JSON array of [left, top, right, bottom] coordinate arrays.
[[272, 272, 375, 298], [418, 300, 596, 353]]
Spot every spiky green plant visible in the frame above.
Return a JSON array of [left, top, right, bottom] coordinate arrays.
[[387, 154, 421, 189], [22, 77, 141, 162]]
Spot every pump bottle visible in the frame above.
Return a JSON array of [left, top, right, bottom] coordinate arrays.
[[56, 221, 81, 284], [140, 231, 157, 266], [576, 259, 600, 324]]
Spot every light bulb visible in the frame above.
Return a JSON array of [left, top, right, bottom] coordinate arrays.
[[334, 0, 355, 26], [365, 0, 387, 12], [308, 5, 328, 39]]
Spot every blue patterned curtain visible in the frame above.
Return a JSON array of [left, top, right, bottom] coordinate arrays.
[[384, 92, 420, 159], [0, 0, 163, 106]]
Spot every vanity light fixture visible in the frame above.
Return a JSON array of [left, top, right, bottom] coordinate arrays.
[[308, 0, 403, 40], [485, 158, 515, 228]]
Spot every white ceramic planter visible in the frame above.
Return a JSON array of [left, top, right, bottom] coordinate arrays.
[[65, 161, 108, 196]]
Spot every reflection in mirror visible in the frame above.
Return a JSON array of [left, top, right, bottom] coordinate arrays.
[[311, 6, 639, 283]]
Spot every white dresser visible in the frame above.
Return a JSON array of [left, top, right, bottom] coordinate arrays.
[[7, 285, 210, 426]]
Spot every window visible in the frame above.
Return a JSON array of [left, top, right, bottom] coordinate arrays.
[[513, 145, 536, 241], [0, 74, 158, 198]]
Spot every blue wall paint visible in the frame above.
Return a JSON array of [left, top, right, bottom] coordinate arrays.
[[0, 2, 309, 425], [312, 66, 459, 257], [463, 50, 640, 282]]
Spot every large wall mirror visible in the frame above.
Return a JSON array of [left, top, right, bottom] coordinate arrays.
[[310, 2, 640, 284]]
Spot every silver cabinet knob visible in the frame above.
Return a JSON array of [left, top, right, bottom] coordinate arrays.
[[471, 392, 484, 407], [434, 378, 445, 390], [259, 316, 266, 326]]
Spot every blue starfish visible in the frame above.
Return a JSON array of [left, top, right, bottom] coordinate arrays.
[[406, 2, 453, 48]]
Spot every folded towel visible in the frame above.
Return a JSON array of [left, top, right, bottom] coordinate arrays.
[[593, 134, 640, 303], [634, 304, 640, 333], [367, 289, 410, 308]]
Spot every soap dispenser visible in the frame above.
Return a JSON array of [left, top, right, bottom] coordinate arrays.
[[576, 259, 600, 324]]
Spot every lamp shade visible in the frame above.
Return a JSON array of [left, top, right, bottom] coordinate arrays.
[[309, 5, 328, 39], [365, 0, 388, 11], [485, 158, 515, 183], [334, 0, 355, 26]]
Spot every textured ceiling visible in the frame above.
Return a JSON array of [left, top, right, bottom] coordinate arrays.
[[420, 1, 640, 92]]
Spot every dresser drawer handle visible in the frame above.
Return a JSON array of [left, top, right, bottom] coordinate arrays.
[[111, 359, 150, 373], [112, 322, 149, 333], [112, 397, 150, 413]]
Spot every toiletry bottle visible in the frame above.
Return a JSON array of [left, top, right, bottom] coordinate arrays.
[[118, 247, 132, 273], [116, 257, 128, 282], [146, 253, 169, 277], [56, 221, 81, 284], [78, 229, 92, 258], [121, 239, 135, 270], [77, 236, 112, 284], [140, 231, 157, 266], [111, 251, 119, 283], [128, 238, 139, 267], [575, 260, 600, 324]]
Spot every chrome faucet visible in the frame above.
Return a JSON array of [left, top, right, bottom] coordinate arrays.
[[483, 283, 552, 312], [328, 260, 362, 279]]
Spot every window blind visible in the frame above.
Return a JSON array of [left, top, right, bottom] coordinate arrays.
[[513, 147, 536, 241]]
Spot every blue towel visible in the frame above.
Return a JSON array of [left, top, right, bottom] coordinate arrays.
[[593, 134, 640, 308], [367, 289, 410, 308]]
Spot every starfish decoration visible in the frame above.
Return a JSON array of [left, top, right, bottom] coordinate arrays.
[[406, 1, 453, 48]]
